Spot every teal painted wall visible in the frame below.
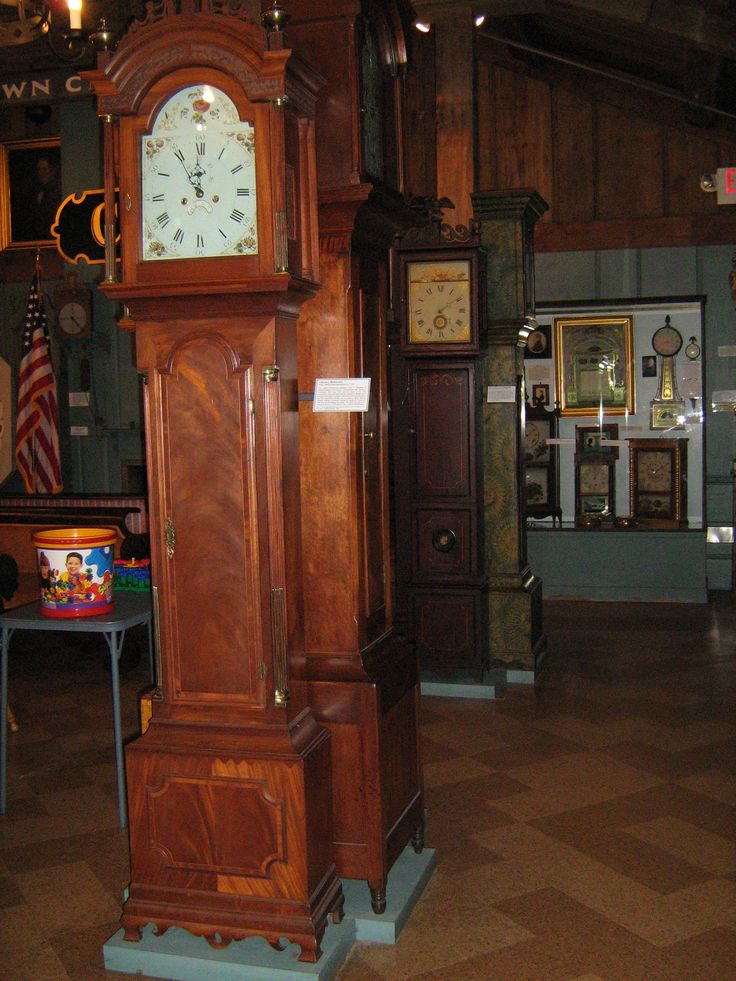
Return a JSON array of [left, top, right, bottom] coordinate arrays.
[[0, 99, 144, 495]]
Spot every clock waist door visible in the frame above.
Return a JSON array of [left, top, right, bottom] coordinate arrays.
[[141, 319, 295, 726], [397, 358, 487, 674]]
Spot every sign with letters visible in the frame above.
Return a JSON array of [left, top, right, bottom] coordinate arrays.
[[0, 70, 90, 105]]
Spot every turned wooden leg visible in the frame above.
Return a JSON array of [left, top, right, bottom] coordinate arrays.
[[370, 886, 386, 914], [411, 819, 425, 854], [7, 704, 19, 733]]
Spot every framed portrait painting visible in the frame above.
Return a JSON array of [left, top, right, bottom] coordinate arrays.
[[0, 138, 62, 251], [554, 315, 635, 417]]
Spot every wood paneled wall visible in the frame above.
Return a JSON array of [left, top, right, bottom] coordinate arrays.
[[473, 37, 736, 252]]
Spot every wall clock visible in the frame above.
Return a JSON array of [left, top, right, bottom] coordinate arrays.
[[53, 275, 92, 339], [651, 316, 683, 356], [629, 437, 688, 527]]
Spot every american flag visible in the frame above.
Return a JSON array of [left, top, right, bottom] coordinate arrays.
[[15, 270, 63, 494]]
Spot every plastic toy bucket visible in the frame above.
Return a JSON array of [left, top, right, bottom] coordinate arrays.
[[32, 527, 116, 618]]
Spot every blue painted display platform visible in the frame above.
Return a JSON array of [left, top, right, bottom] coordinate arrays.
[[420, 669, 506, 698], [103, 847, 436, 981]]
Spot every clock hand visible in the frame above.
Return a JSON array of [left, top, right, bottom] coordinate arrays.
[[436, 294, 463, 316], [175, 153, 205, 199]]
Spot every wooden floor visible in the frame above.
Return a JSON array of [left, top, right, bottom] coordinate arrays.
[[1, 596, 734, 980]]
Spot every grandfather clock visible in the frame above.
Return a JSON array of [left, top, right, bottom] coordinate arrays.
[[287, 0, 425, 914], [391, 225, 488, 678], [85, 4, 341, 962]]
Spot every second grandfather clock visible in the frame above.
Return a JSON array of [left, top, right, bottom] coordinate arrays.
[[86, 4, 341, 962], [391, 225, 488, 678]]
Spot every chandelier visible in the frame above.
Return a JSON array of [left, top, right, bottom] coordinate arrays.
[[0, 1, 117, 60]]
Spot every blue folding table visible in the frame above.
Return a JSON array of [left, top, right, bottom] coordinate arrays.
[[1, 591, 154, 828]]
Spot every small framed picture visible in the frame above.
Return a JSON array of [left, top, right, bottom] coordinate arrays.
[[0, 138, 62, 250], [576, 423, 620, 460], [641, 355, 657, 378], [525, 324, 551, 359], [531, 383, 550, 406]]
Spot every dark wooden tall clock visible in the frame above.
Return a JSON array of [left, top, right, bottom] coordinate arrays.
[[391, 233, 488, 678], [85, 5, 341, 962]]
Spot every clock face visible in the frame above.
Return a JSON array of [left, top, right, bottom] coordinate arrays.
[[652, 323, 682, 357], [524, 419, 550, 461], [579, 462, 610, 495], [58, 301, 88, 336], [685, 337, 701, 360], [407, 259, 472, 344], [141, 85, 257, 261], [636, 449, 672, 491]]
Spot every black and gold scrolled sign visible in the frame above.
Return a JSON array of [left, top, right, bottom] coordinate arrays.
[[51, 188, 120, 265]]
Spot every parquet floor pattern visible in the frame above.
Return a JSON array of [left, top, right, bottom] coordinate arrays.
[[0, 597, 734, 980]]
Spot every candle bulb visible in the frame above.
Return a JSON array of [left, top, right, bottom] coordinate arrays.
[[68, 0, 82, 31]]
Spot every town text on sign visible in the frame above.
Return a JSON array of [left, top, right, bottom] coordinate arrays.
[[1, 72, 90, 105]]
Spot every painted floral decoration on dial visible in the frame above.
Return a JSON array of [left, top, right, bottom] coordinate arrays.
[[141, 85, 258, 260]]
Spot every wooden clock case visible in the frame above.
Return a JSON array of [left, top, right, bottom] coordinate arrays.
[[628, 436, 689, 528], [85, 7, 341, 961], [390, 230, 489, 680], [287, 0, 426, 914]]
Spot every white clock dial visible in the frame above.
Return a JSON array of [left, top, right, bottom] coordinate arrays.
[[58, 301, 88, 335], [141, 85, 257, 261]]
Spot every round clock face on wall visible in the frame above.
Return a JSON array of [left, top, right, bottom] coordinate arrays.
[[407, 259, 472, 344], [141, 85, 258, 261], [651, 320, 682, 357], [58, 301, 88, 336]]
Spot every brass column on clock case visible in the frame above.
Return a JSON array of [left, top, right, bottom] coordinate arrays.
[[472, 190, 549, 676], [84, 4, 342, 962]]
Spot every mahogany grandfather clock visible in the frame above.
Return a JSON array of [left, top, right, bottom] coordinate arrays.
[[287, 0, 425, 915], [85, 4, 342, 962]]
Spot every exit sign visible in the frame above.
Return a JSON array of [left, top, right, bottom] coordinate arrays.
[[716, 167, 736, 204]]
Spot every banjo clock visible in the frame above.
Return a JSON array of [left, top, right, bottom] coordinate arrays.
[[85, 4, 341, 962], [391, 231, 488, 678]]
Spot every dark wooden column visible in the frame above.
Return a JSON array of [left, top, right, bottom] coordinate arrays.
[[472, 189, 549, 675]]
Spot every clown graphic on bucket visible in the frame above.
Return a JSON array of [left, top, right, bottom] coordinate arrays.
[[32, 527, 116, 618]]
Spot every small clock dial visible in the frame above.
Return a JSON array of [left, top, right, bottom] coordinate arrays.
[[685, 337, 701, 360], [636, 450, 672, 491], [58, 301, 88, 336], [652, 321, 682, 357], [407, 259, 471, 344], [141, 85, 257, 261], [579, 462, 610, 495]]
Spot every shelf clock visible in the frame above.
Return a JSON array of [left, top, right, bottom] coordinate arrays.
[[629, 437, 688, 527], [85, 6, 340, 962], [524, 403, 561, 524], [391, 236, 488, 677]]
